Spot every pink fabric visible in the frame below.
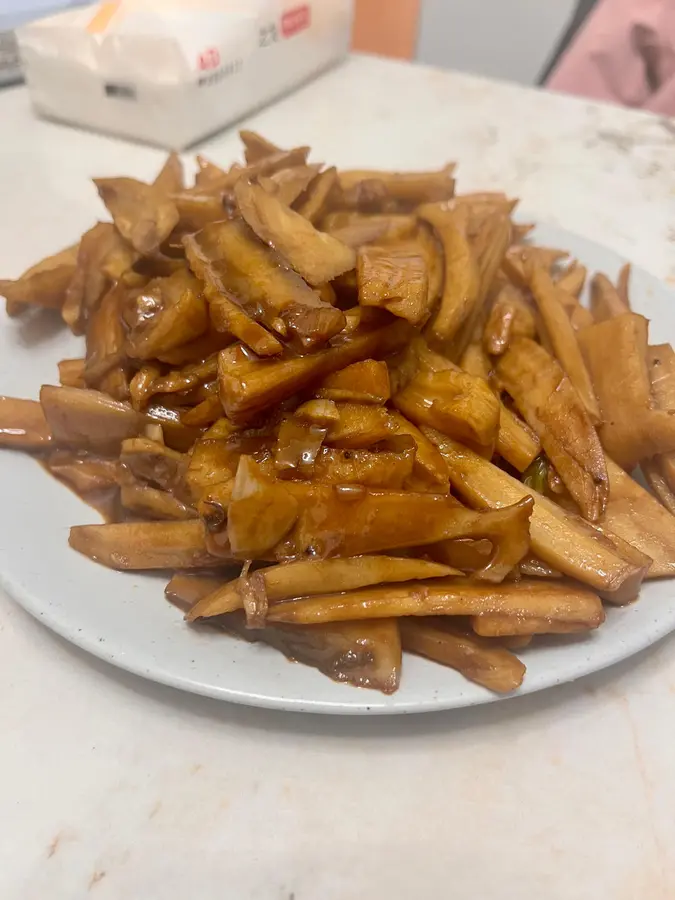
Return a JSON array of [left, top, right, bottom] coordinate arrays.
[[547, 0, 675, 114]]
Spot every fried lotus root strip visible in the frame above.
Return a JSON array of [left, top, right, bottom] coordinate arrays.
[[186, 556, 460, 621], [69, 520, 225, 569], [496, 337, 608, 522], [357, 243, 430, 325], [265, 577, 605, 628], [185, 219, 344, 352], [234, 179, 355, 286], [528, 264, 600, 424], [400, 619, 525, 693], [84, 284, 127, 386], [579, 314, 675, 470], [0, 397, 52, 449], [94, 177, 179, 255], [218, 318, 409, 424], [424, 430, 649, 602]]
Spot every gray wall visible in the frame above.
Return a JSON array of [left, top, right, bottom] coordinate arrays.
[[416, 0, 579, 86]]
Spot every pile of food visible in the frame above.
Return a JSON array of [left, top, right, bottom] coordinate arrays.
[[2, 130, 675, 696]]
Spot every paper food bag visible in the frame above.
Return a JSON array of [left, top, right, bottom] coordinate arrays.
[[18, 0, 353, 148]]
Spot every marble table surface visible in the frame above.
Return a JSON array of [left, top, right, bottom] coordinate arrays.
[[1, 54, 675, 900]]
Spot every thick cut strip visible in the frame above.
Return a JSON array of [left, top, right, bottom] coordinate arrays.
[[316, 359, 391, 405], [579, 314, 675, 469], [235, 180, 355, 285], [0, 243, 78, 316], [183, 230, 282, 357], [266, 578, 605, 627], [338, 166, 455, 208], [400, 619, 526, 693], [590, 272, 629, 321], [452, 211, 512, 358], [218, 318, 409, 423], [460, 342, 541, 472], [303, 445, 415, 489], [62, 223, 138, 334], [324, 403, 394, 449], [227, 612, 403, 694], [259, 164, 322, 206], [598, 456, 675, 578], [555, 262, 587, 298], [424, 429, 649, 601], [40, 386, 143, 454], [357, 243, 430, 325], [186, 556, 459, 620], [482, 283, 536, 356], [642, 459, 675, 515], [84, 284, 127, 385], [69, 521, 224, 569], [120, 437, 187, 494], [94, 177, 179, 255], [120, 483, 196, 521], [0, 397, 52, 449], [394, 367, 500, 458], [647, 343, 675, 493], [528, 264, 600, 423], [125, 270, 209, 360], [472, 608, 599, 636], [185, 220, 344, 351], [295, 167, 339, 223], [419, 204, 479, 346], [387, 411, 449, 489], [496, 337, 608, 521]]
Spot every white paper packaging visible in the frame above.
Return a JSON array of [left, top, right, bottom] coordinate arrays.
[[17, 0, 353, 148]]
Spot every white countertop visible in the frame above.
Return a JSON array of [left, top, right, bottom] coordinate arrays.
[[2, 54, 675, 900]]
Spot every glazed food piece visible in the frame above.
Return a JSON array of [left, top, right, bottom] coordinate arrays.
[[496, 337, 608, 522], [265, 578, 605, 628], [400, 619, 526, 693], [4, 131, 675, 696], [69, 521, 224, 569], [186, 556, 459, 621]]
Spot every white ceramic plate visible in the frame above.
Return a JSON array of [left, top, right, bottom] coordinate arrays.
[[1, 222, 674, 714]]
